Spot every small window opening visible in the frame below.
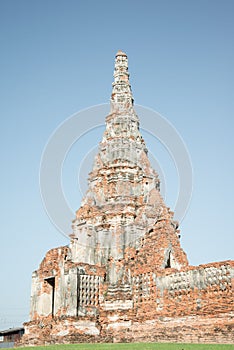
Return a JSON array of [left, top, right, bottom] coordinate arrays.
[[165, 252, 171, 269], [103, 273, 107, 282]]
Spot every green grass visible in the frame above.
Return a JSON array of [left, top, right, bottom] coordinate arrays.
[[17, 343, 234, 350]]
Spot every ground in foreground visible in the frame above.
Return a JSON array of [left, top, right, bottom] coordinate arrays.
[[16, 343, 234, 350]]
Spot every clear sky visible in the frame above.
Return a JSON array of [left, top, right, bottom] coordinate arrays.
[[0, 0, 233, 329]]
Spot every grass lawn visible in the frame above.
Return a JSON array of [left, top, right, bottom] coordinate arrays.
[[17, 343, 234, 350]]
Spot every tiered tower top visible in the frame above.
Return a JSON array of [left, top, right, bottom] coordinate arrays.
[[111, 50, 134, 111]]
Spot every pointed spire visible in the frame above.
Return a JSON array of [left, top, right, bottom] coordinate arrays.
[[111, 50, 134, 111], [70, 51, 188, 283]]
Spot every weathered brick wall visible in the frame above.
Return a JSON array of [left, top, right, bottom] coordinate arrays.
[[25, 234, 233, 345], [152, 261, 233, 318], [25, 241, 233, 345], [21, 317, 102, 346], [108, 313, 234, 344], [97, 260, 233, 344], [21, 313, 234, 346], [129, 261, 234, 321]]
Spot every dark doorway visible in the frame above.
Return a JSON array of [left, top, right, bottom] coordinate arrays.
[[45, 277, 55, 317]]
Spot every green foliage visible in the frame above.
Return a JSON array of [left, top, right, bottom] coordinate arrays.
[[16, 343, 234, 350]]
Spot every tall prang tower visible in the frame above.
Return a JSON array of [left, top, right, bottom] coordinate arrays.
[[22, 51, 234, 346], [70, 49, 188, 283]]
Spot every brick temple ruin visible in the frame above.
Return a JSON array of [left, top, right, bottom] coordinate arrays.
[[21, 51, 234, 345]]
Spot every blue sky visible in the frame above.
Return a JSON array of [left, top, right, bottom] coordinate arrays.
[[0, 0, 233, 329]]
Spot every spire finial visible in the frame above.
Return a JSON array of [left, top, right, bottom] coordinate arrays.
[[111, 50, 134, 111], [116, 49, 127, 57]]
